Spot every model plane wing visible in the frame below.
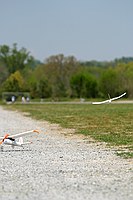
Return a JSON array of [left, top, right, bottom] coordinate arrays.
[[9, 130, 39, 138], [0, 130, 39, 140], [110, 92, 126, 101], [92, 92, 126, 105], [92, 99, 110, 105]]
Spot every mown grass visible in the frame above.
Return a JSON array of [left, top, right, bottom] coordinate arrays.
[[3, 103, 133, 158]]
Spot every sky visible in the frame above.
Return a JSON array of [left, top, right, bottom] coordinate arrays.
[[0, 0, 133, 62]]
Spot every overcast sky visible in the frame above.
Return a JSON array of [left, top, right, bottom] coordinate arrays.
[[0, 0, 133, 62]]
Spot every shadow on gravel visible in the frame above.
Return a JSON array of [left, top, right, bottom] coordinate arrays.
[[1, 149, 32, 152]]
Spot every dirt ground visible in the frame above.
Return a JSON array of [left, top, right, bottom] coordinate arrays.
[[0, 106, 133, 200]]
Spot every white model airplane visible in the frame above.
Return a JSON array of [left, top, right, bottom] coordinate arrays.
[[0, 130, 39, 151], [92, 92, 126, 105]]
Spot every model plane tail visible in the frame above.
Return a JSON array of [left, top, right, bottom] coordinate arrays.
[[19, 137, 23, 145], [19, 137, 32, 145]]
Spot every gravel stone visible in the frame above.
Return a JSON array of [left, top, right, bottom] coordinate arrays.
[[0, 106, 133, 200]]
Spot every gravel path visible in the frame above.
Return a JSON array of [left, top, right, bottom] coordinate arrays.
[[0, 106, 133, 200]]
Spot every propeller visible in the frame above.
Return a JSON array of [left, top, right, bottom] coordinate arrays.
[[0, 134, 9, 144]]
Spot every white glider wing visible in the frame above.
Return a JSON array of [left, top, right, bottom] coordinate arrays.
[[92, 99, 110, 105], [9, 130, 39, 139], [92, 92, 126, 105], [110, 92, 126, 101], [0, 130, 39, 140]]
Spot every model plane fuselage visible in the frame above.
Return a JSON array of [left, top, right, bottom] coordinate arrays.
[[0, 130, 39, 151], [3, 138, 18, 146], [2, 138, 30, 147]]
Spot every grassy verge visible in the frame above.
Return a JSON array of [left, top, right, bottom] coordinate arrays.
[[3, 103, 133, 158]]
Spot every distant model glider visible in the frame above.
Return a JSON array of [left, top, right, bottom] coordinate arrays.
[[0, 130, 39, 151], [92, 92, 126, 105]]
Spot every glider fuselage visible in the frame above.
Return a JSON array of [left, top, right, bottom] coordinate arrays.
[[3, 138, 22, 147]]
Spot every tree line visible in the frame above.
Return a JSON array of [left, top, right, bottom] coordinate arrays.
[[0, 43, 133, 101]]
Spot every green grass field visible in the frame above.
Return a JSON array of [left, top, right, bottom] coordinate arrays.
[[3, 103, 133, 158]]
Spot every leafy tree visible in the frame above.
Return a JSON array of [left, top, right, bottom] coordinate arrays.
[[116, 62, 133, 97], [125, 63, 133, 97], [0, 61, 9, 84], [37, 79, 51, 98], [2, 71, 25, 92], [43, 54, 80, 98], [25, 64, 52, 98], [99, 68, 120, 97], [70, 72, 98, 98], [0, 43, 34, 73]]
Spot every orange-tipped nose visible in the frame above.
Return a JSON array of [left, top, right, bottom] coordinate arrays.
[[33, 130, 40, 134], [4, 134, 9, 139], [0, 134, 9, 145]]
